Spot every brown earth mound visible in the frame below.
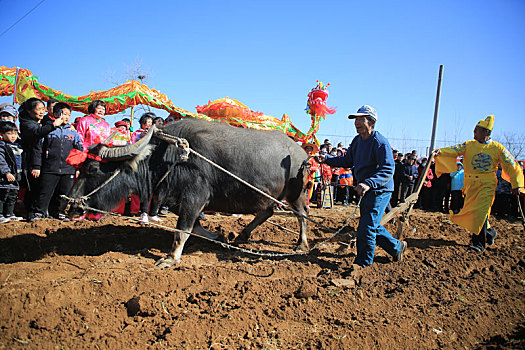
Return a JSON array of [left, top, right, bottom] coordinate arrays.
[[0, 206, 524, 349]]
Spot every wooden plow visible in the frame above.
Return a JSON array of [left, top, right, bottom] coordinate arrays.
[[380, 153, 435, 240]]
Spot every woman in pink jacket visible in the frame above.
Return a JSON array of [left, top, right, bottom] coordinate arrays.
[[75, 100, 111, 150], [74, 100, 111, 220]]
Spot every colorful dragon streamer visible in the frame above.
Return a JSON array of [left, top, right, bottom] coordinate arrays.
[[195, 97, 313, 142], [0, 66, 207, 119], [0, 67, 332, 142]]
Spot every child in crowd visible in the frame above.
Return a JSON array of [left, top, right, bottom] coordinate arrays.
[[0, 105, 18, 122], [111, 120, 131, 146], [450, 162, 465, 214], [32, 102, 83, 221], [131, 112, 154, 143], [0, 121, 23, 222], [122, 117, 133, 132]]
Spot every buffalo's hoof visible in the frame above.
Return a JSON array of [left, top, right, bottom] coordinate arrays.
[[234, 231, 250, 243], [294, 242, 310, 252], [155, 256, 178, 268]]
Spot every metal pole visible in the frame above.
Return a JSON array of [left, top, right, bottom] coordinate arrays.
[[429, 65, 444, 152]]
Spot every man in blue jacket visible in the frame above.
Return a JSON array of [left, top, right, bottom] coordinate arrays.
[[319, 105, 407, 269]]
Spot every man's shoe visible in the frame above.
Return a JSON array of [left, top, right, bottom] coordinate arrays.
[[6, 215, 23, 221], [469, 244, 485, 252], [0, 216, 10, 223], [486, 228, 497, 246], [393, 241, 408, 262]]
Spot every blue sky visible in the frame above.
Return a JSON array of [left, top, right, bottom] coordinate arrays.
[[1, 0, 523, 155]]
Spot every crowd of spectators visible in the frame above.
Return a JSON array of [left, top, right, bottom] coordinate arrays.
[[0, 99, 179, 224]]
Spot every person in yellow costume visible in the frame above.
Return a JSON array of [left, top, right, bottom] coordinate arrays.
[[434, 115, 524, 252]]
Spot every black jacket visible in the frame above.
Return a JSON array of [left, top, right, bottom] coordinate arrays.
[[0, 140, 20, 190], [38, 124, 83, 175], [402, 163, 419, 185], [19, 112, 56, 170], [394, 160, 404, 183]]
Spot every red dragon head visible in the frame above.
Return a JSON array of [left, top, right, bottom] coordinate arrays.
[[306, 81, 336, 118]]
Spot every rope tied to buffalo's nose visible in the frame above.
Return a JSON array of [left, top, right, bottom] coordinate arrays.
[[154, 130, 190, 162], [60, 168, 122, 215], [60, 194, 88, 215]]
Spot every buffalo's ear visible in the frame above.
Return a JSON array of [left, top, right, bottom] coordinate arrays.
[[98, 126, 156, 162]]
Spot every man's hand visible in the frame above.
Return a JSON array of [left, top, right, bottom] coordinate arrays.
[[53, 116, 63, 127], [512, 188, 523, 196], [5, 173, 15, 182], [355, 182, 370, 197], [315, 154, 325, 163], [432, 149, 440, 156], [31, 169, 40, 178], [409, 176, 413, 181]]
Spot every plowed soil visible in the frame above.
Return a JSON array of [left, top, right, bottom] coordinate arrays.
[[1, 206, 524, 349]]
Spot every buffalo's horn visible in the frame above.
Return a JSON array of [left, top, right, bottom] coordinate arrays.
[[98, 125, 157, 161]]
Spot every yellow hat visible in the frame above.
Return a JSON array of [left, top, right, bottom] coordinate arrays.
[[301, 142, 319, 154], [476, 115, 494, 131]]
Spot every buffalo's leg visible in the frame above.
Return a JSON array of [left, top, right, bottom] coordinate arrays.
[[155, 201, 202, 268], [234, 207, 274, 242], [289, 196, 309, 251], [148, 193, 162, 217]]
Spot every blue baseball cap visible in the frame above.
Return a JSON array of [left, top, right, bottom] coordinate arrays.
[[0, 104, 18, 118], [348, 105, 377, 121]]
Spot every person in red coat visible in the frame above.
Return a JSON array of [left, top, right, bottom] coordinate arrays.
[[416, 157, 434, 210]]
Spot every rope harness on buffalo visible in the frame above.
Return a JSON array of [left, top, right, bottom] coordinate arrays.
[[61, 129, 362, 258], [62, 169, 121, 216]]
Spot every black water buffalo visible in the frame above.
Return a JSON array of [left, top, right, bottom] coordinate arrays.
[[66, 119, 310, 267]]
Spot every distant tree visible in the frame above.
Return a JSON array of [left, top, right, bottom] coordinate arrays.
[[104, 57, 153, 120], [496, 132, 525, 160], [452, 113, 465, 144]]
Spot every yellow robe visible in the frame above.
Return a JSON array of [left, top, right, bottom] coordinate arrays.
[[435, 140, 524, 234]]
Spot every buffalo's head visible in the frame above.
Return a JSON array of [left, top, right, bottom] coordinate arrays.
[[64, 126, 157, 218]]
